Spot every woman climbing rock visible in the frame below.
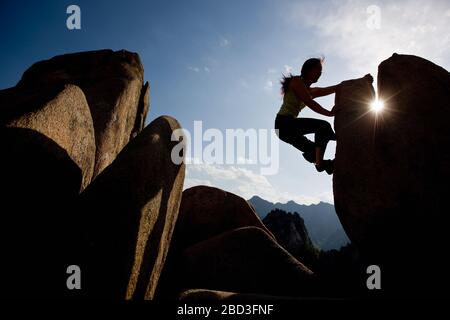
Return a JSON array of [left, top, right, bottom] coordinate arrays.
[[274, 57, 339, 174]]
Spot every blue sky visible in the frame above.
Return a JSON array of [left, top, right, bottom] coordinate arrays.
[[1, 0, 449, 204]]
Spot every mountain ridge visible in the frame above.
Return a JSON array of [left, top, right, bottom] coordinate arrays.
[[247, 195, 350, 250]]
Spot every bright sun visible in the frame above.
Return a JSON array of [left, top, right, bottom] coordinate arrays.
[[371, 99, 384, 113]]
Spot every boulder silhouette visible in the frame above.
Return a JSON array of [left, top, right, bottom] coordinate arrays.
[[0, 49, 188, 299], [77, 115, 186, 299], [179, 226, 316, 297], [0, 127, 83, 297], [10, 48, 450, 300], [16, 49, 150, 178], [155, 187, 319, 300], [173, 185, 275, 249], [333, 73, 376, 249], [178, 288, 314, 301], [154, 185, 275, 299], [333, 53, 450, 295], [0, 83, 95, 190], [0, 82, 95, 297]]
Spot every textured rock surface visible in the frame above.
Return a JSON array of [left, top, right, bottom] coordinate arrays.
[[16, 49, 150, 178], [333, 73, 376, 250], [155, 187, 288, 300], [174, 185, 275, 249], [0, 126, 83, 297], [0, 82, 95, 297], [333, 54, 450, 294], [131, 81, 150, 139], [0, 83, 95, 190], [77, 115, 186, 299], [7, 48, 450, 299], [178, 288, 308, 301], [179, 226, 316, 297]]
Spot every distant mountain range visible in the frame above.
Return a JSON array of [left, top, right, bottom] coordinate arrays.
[[247, 196, 350, 250], [262, 208, 319, 268]]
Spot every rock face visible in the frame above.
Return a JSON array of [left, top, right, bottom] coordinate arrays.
[[179, 226, 316, 297], [0, 126, 85, 297], [0, 84, 96, 190], [8, 48, 450, 299], [16, 49, 150, 178], [132, 81, 150, 139], [0, 82, 96, 296], [262, 208, 318, 268], [155, 186, 318, 300], [0, 50, 187, 299], [77, 115, 186, 299], [178, 288, 305, 301], [333, 53, 450, 294], [333, 73, 376, 250], [174, 185, 275, 248]]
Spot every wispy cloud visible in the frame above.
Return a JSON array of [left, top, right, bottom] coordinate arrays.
[[188, 65, 211, 73], [286, 0, 450, 77], [187, 66, 200, 72], [220, 37, 230, 47], [184, 162, 334, 205]]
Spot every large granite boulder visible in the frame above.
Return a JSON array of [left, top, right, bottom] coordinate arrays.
[[155, 187, 282, 300], [178, 288, 308, 301], [0, 83, 97, 297], [333, 53, 450, 294], [77, 115, 186, 299], [0, 126, 85, 297], [174, 185, 275, 249], [16, 49, 150, 178], [0, 83, 96, 190], [179, 226, 316, 297], [333, 73, 376, 250]]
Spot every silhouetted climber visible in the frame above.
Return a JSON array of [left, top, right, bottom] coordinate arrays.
[[274, 57, 338, 174]]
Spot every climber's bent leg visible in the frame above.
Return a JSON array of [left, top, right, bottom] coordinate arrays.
[[313, 121, 336, 174], [315, 146, 324, 166], [314, 120, 336, 156], [274, 115, 331, 164], [276, 127, 316, 163], [292, 137, 316, 164]]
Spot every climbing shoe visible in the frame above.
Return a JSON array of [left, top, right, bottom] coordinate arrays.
[[315, 159, 334, 175]]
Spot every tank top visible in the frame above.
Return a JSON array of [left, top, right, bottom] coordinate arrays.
[[277, 77, 306, 118]]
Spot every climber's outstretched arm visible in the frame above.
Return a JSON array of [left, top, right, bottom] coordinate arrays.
[[291, 77, 334, 117], [309, 85, 339, 98]]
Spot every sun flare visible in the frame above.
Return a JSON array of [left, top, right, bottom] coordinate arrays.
[[371, 99, 384, 113]]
